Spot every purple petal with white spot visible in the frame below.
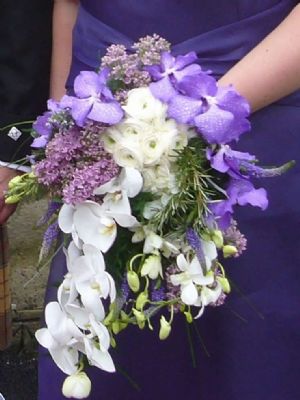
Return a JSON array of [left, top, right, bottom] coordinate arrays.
[[74, 71, 104, 98], [173, 63, 202, 83], [88, 101, 124, 124], [179, 73, 217, 98], [168, 94, 202, 124], [173, 52, 198, 70], [194, 104, 234, 143], [149, 76, 178, 103], [70, 97, 94, 126]]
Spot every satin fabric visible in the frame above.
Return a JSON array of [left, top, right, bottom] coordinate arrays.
[[39, 1, 300, 399]]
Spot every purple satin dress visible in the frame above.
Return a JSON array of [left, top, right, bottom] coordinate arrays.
[[39, 1, 300, 399]]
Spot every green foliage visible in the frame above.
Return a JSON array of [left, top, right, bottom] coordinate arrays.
[[107, 79, 126, 93], [150, 138, 225, 235], [131, 191, 156, 221]]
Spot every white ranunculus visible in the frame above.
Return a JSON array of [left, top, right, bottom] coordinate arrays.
[[123, 87, 167, 122], [62, 372, 91, 399], [141, 132, 168, 166], [113, 142, 144, 169], [101, 127, 123, 152]]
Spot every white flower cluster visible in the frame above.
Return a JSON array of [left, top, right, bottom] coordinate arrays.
[[102, 87, 195, 195]]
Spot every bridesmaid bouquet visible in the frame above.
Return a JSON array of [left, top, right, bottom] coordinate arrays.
[[6, 35, 293, 398]]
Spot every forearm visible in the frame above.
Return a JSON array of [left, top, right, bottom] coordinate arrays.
[[219, 4, 300, 112], [50, 0, 79, 100]]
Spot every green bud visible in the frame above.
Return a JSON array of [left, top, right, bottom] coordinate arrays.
[[103, 308, 115, 326], [133, 309, 146, 329], [110, 336, 117, 348], [184, 311, 193, 324], [5, 194, 22, 204], [112, 321, 121, 335], [135, 291, 148, 310], [8, 175, 23, 189], [120, 310, 130, 322], [217, 276, 231, 293], [212, 230, 224, 249], [159, 316, 171, 340], [223, 245, 238, 258], [127, 270, 140, 292]]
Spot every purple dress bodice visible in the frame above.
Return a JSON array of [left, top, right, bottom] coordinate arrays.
[[39, 2, 300, 400]]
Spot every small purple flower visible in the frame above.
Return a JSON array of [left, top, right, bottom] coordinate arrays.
[[60, 68, 124, 126], [150, 281, 166, 302], [224, 220, 247, 257], [186, 228, 207, 269], [37, 201, 61, 226], [39, 221, 60, 260]]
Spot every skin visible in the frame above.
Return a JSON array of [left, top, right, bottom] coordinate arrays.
[[1, 1, 299, 224]]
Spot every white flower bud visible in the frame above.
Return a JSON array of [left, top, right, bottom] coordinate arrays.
[[62, 372, 91, 399]]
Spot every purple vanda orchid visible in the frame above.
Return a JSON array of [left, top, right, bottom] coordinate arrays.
[[210, 178, 268, 229], [60, 68, 124, 127], [148, 51, 201, 103], [31, 99, 64, 148], [207, 145, 295, 179], [168, 73, 250, 144]]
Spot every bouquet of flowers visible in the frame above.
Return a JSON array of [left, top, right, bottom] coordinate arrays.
[[6, 35, 293, 399]]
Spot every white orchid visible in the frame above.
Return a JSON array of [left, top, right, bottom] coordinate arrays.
[[71, 244, 116, 320], [58, 196, 137, 253], [35, 302, 83, 375], [141, 254, 163, 280], [62, 372, 92, 399], [170, 254, 215, 306]]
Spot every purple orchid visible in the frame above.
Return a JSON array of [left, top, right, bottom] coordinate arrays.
[[210, 178, 268, 229], [207, 145, 295, 179], [207, 145, 256, 178], [148, 51, 201, 103], [31, 112, 52, 148], [60, 68, 124, 127], [31, 99, 62, 148], [168, 74, 250, 144]]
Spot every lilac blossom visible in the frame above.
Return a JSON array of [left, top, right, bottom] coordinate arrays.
[[224, 220, 247, 257], [150, 281, 166, 302], [62, 158, 119, 204], [60, 69, 123, 126]]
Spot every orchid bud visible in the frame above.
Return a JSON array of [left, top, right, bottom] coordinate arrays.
[[159, 316, 171, 340], [223, 245, 238, 258], [212, 230, 224, 249], [112, 321, 121, 335], [140, 254, 162, 280], [217, 276, 231, 293], [136, 291, 148, 310], [127, 270, 140, 292], [133, 309, 146, 329], [62, 372, 91, 399], [184, 311, 193, 324]]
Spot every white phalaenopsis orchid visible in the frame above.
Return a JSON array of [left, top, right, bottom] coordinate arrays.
[[170, 252, 215, 306], [94, 167, 143, 199], [71, 244, 116, 320], [35, 302, 83, 375], [58, 197, 137, 253]]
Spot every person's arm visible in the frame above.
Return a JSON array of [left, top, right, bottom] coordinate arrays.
[[219, 4, 300, 112], [50, 0, 79, 100]]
